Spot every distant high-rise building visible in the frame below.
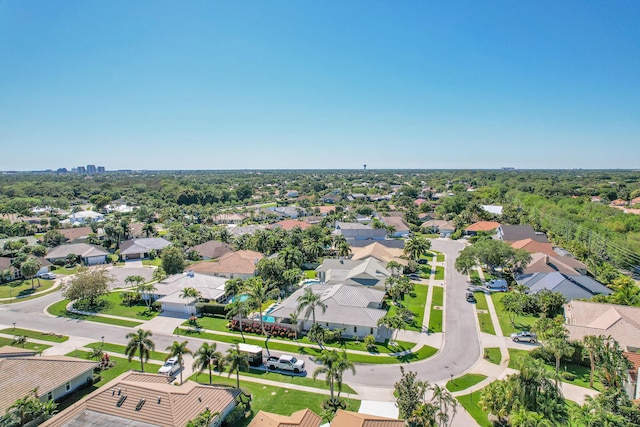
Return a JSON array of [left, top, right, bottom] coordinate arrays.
[[86, 165, 97, 174], [57, 168, 68, 173], [97, 166, 105, 173], [77, 166, 86, 174]]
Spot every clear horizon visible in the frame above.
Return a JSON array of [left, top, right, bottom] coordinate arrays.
[[1, 1, 639, 170]]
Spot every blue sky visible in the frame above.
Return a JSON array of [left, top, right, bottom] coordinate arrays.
[[1, 1, 638, 171]]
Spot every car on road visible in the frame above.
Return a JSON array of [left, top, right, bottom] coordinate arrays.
[[406, 273, 421, 280], [158, 357, 181, 376], [511, 331, 537, 343], [466, 292, 475, 302], [37, 272, 56, 280], [266, 354, 305, 373]]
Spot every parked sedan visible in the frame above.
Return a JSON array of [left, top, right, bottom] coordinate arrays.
[[466, 292, 476, 303], [511, 331, 537, 343], [37, 272, 56, 280]]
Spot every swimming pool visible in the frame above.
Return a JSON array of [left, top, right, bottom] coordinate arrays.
[[229, 294, 249, 303]]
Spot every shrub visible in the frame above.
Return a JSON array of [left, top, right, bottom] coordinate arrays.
[[196, 303, 228, 317], [561, 371, 576, 381]]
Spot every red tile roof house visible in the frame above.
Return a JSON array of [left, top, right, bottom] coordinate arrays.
[[464, 221, 501, 236], [266, 219, 313, 231], [190, 250, 264, 280], [610, 199, 628, 207]]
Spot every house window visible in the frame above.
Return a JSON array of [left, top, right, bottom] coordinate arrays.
[[65, 382, 70, 391], [370, 328, 374, 335], [326, 323, 329, 327]]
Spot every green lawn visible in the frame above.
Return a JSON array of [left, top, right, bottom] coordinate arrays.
[[446, 374, 487, 392], [65, 350, 162, 387], [96, 291, 159, 320], [477, 312, 496, 335], [303, 270, 316, 279], [0, 278, 55, 299], [434, 266, 445, 280], [238, 369, 357, 394], [189, 372, 360, 427], [491, 292, 538, 336], [0, 336, 51, 352], [456, 390, 492, 427], [51, 266, 79, 275], [470, 269, 480, 280], [0, 327, 68, 342], [85, 342, 170, 362], [474, 292, 488, 311], [507, 348, 531, 369], [47, 299, 143, 328], [142, 258, 162, 267], [435, 251, 445, 262], [387, 283, 428, 332], [483, 347, 501, 365], [428, 286, 444, 333]]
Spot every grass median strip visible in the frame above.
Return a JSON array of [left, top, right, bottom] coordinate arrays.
[[456, 390, 491, 427], [429, 286, 444, 333], [85, 342, 170, 362], [483, 347, 501, 365], [0, 336, 51, 352], [47, 299, 143, 328], [0, 327, 68, 342], [446, 374, 487, 392], [241, 368, 357, 394]]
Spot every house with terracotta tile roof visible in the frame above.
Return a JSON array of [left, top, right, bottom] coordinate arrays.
[[41, 372, 242, 427], [247, 408, 321, 427], [464, 221, 501, 236], [267, 219, 313, 231], [190, 250, 264, 279], [624, 352, 640, 400], [0, 355, 96, 416], [330, 409, 404, 427], [350, 242, 407, 267], [564, 301, 640, 352]]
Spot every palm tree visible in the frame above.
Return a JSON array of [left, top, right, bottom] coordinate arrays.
[[124, 275, 145, 298], [125, 329, 155, 371], [224, 278, 244, 300], [152, 266, 167, 282], [225, 344, 249, 389], [186, 408, 220, 427], [20, 257, 41, 290], [180, 286, 201, 301], [334, 351, 356, 402], [226, 298, 249, 342], [404, 235, 431, 261], [166, 340, 192, 385], [386, 260, 402, 277], [192, 342, 223, 385], [336, 241, 350, 258], [312, 350, 355, 406], [582, 335, 604, 389], [510, 408, 553, 427], [429, 383, 457, 427], [139, 282, 157, 309], [8, 389, 39, 426], [296, 287, 327, 329], [142, 222, 156, 238], [279, 245, 303, 270], [244, 277, 279, 335]]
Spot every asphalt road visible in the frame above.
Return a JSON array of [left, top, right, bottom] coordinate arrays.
[[0, 239, 481, 388]]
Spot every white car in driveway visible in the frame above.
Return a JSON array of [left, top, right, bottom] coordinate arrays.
[[158, 357, 181, 376]]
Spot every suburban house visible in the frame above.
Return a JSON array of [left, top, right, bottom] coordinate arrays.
[[45, 243, 109, 265], [350, 242, 407, 267], [266, 219, 313, 231], [212, 212, 247, 225], [349, 239, 405, 249], [497, 224, 549, 243], [321, 193, 342, 204], [66, 210, 104, 226], [624, 352, 640, 401], [227, 225, 264, 238], [481, 205, 504, 216], [41, 372, 242, 427], [268, 283, 389, 341], [119, 237, 172, 260], [564, 301, 640, 352], [190, 240, 233, 260], [0, 256, 51, 281], [0, 354, 96, 416], [316, 205, 336, 216], [316, 257, 392, 288], [190, 250, 264, 279], [267, 205, 306, 219], [153, 271, 229, 315], [248, 409, 321, 427], [516, 271, 612, 301], [420, 219, 455, 236], [331, 409, 404, 427], [379, 216, 412, 238], [58, 226, 101, 243], [0, 346, 38, 358], [333, 222, 387, 241], [464, 221, 501, 236]]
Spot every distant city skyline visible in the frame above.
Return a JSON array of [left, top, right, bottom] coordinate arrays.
[[1, 1, 638, 171]]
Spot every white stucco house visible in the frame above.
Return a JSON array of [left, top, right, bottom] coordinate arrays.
[[152, 271, 229, 315]]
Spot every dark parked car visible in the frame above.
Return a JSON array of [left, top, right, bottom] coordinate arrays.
[[466, 292, 475, 302], [417, 259, 429, 265], [406, 273, 420, 280]]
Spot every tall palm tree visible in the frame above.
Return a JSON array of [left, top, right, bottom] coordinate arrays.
[[224, 278, 244, 300], [296, 287, 327, 329], [334, 351, 356, 402], [429, 383, 457, 427], [312, 350, 355, 406], [582, 335, 604, 389], [226, 298, 249, 342], [404, 235, 431, 261], [166, 340, 192, 385], [20, 257, 41, 290], [192, 342, 223, 385], [225, 344, 249, 389], [180, 286, 201, 301], [125, 329, 155, 371], [139, 282, 157, 309], [142, 222, 156, 238], [336, 241, 350, 258], [244, 277, 279, 335], [386, 260, 402, 277]]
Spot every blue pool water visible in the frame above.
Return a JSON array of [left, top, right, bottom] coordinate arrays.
[[229, 294, 249, 303], [262, 315, 275, 323]]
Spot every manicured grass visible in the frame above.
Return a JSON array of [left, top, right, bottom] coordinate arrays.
[[47, 299, 143, 328], [470, 269, 480, 280], [387, 284, 428, 332], [142, 258, 162, 267], [85, 342, 170, 362], [0, 279, 55, 299], [477, 312, 496, 335], [491, 292, 538, 336], [303, 270, 316, 279], [95, 291, 159, 320], [187, 315, 230, 331], [434, 266, 444, 280], [483, 347, 501, 365], [474, 292, 488, 311], [428, 286, 444, 333], [507, 348, 530, 369], [65, 350, 162, 387], [189, 372, 360, 427], [177, 328, 435, 365], [239, 369, 357, 394], [446, 374, 487, 392], [0, 336, 51, 352], [51, 266, 79, 275], [456, 390, 492, 427], [435, 251, 445, 262], [261, 299, 276, 311], [0, 327, 68, 342]]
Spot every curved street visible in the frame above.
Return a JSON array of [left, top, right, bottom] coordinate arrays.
[[0, 239, 481, 391]]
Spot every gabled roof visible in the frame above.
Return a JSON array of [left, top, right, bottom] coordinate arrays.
[[317, 258, 391, 287], [0, 356, 96, 413], [465, 221, 501, 232], [190, 250, 263, 276], [499, 225, 549, 243], [331, 409, 404, 427], [516, 271, 611, 300], [228, 225, 264, 237], [45, 243, 109, 259], [350, 242, 407, 266], [379, 216, 411, 232], [155, 272, 228, 301], [120, 238, 172, 255], [248, 408, 321, 427], [267, 220, 313, 230], [58, 226, 96, 242], [511, 239, 556, 257], [521, 253, 581, 276], [41, 372, 241, 427], [565, 301, 640, 351], [190, 240, 233, 259]]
